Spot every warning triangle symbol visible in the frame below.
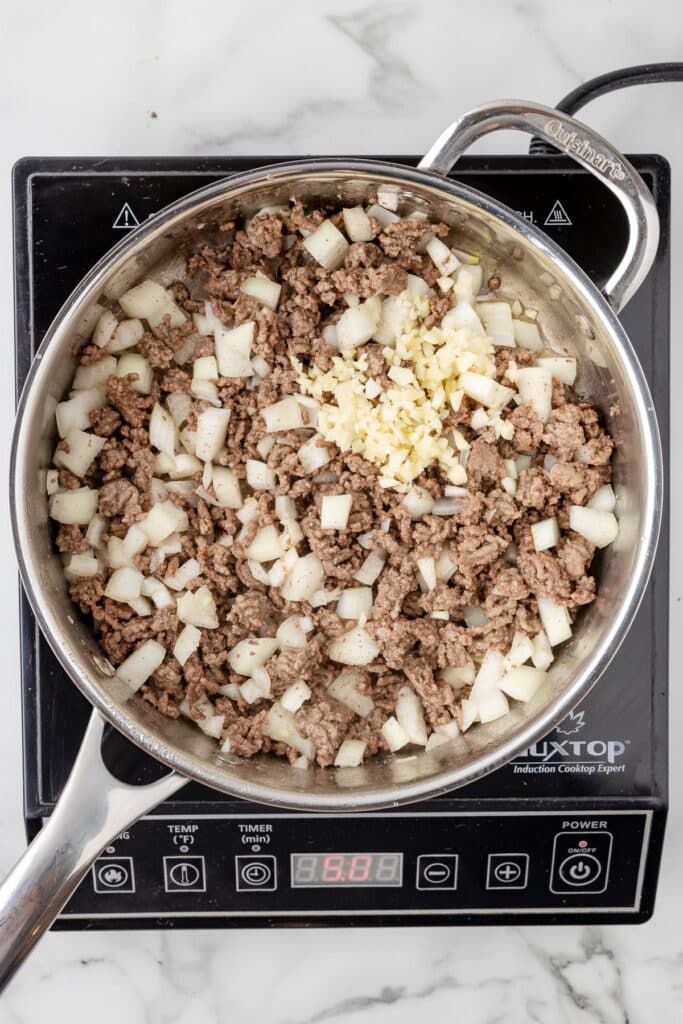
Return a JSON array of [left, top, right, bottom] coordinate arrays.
[[112, 202, 140, 230], [544, 200, 572, 227]]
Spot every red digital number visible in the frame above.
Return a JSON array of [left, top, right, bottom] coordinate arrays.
[[322, 855, 345, 882], [348, 855, 372, 882]]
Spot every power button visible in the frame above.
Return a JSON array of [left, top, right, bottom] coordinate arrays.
[[550, 832, 612, 895]]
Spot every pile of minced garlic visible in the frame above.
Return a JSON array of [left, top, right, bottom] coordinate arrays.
[[297, 271, 515, 489]]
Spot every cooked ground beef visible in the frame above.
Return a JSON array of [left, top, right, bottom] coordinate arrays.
[[51, 198, 616, 768]]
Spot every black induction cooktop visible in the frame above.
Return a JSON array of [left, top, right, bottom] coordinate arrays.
[[12, 154, 669, 927]]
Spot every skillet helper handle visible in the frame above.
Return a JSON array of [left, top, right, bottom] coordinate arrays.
[[418, 100, 659, 313], [0, 710, 186, 992]]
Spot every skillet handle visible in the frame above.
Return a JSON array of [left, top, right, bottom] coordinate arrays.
[[0, 710, 187, 992], [419, 100, 659, 313]]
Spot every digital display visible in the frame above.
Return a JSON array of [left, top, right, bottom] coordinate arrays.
[[291, 853, 403, 888]]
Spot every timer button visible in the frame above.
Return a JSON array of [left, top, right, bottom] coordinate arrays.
[[235, 855, 277, 892], [416, 854, 458, 891]]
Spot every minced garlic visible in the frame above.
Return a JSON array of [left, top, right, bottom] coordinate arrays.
[[297, 290, 500, 488]]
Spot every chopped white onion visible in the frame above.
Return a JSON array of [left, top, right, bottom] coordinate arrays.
[[64, 552, 100, 580], [587, 483, 616, 513], [262, 702, 315, 760], [209, 466, 241, 510], [366, 202, 400, 227], [170, 623, 200, 667], [416, 556, 437, 593], [337, 587, 374, 621], [531, 516, 560, 552], [342, 206, 375, 242], [463, 604, 487, 628], [195, 408, 230, 462], [460, 371, 514, 411], [149, 403, 177, 456], [46, 469, 61, 496], [177, 585, 218, 629], [240, 666, 272, 704], [381, 716, 410, 752], [116, 639, 165, 692], [505, 631, 534, 669], [320, 494, 352, 530], [191, 379, 221, 406], [246, 525, 286, 562], [327, 670, 374, 717], [334, 739, 367, 768], [440, 662, 475, 688], [478, 301, 515, 347], [281, 679, 312, 713], [336, 296, 382, 351], [516, 367, 553, 423], [425, 721, 460, 751], [49, 488, 98, 525], [569, 505, 619, 548], [275, 495, 297, 521], [84, 514, 107, 550], [432, 497, 465, 517], [93, 309, 118, 348], [72, 355, 117, 390], [140, 501, 189, 546], [298, 435, 332, 473], [536, 595, 572, 646], [512, 319, 544, 351], [262, 396, 304, 433], [246, 459, 276, 491], [402, 486, 434, 520], [54, 429, 106, 477], [537, 355, 577, 385], [499, 666, 547, 702], [303, 219, 349, 270], [395, 687, 428, 746], [426, 236, 459, 277], [140, 577, 175, 610], [435, 546, 456, 583], [227, 636, 279, 677], [215, 321, 254, 377], [276, 615, 313, 649], [477, 688, 510, 723], [328, 625, 380, 667], [280, 553, 325, 602], [129, 593, 155, 615], [374, 294, 410, 346], [165, 558, 201, 591], [105, 567, 143, 602], [531, 630, 554, 670], [108, 318, 145, 354], [193, 356, 219, 381], [353, 550, 386, 586], [119, 280, 185, 329], [55, 387, 106, 437]]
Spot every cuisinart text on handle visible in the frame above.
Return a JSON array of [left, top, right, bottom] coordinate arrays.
[[545, 119, 627, 182]]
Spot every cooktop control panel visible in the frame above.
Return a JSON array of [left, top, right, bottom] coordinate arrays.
[[62, 811, 651, 924]]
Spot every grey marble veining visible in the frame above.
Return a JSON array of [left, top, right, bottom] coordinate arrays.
[[0, 0, 682, 1020]]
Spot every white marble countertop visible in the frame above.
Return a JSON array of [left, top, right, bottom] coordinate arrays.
[[1, 1, 681, 1020]]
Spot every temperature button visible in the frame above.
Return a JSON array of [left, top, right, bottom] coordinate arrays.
[[163, 856, 206, 893], [550, 832, 612, 895], [236, 855, 277, 892], [416, 854, 458, 891]]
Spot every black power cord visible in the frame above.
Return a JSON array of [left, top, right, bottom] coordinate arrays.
[[529, 62, 683, 154]]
